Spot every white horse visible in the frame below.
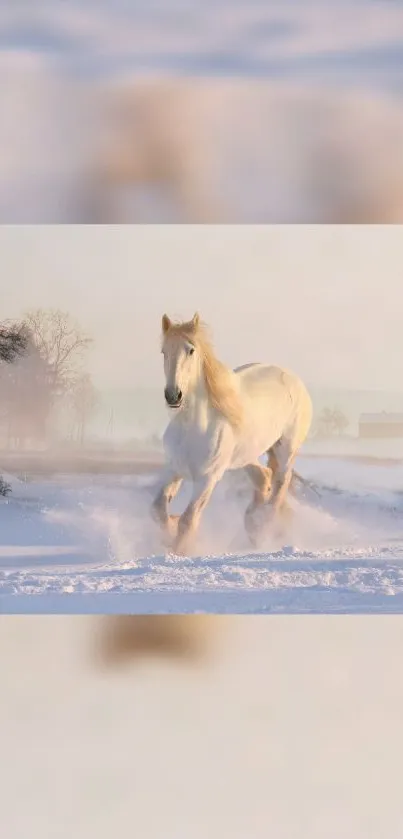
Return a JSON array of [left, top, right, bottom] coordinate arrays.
[[152, 313, 313, 555]]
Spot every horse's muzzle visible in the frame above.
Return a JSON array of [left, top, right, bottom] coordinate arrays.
[[164, 387, 183, 408]]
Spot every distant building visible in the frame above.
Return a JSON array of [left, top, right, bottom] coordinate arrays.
[[359, 412, 403, 438]]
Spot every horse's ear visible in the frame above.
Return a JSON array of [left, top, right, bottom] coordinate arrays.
[[162, 314, 171, 334], [192, 312, 200, 328]]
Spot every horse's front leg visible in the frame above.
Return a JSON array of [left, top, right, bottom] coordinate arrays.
[[173, 474, 217, 556], [151, 468, 183, 546]]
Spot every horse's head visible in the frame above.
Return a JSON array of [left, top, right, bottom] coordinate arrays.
[[161, 312, 202, 409]]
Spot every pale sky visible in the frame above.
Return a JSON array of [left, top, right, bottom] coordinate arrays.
[[1, 225, 402, 393]]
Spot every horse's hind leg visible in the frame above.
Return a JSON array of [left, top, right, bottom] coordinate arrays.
[[244, 462, 273, 544], [266, 447, 293, 521], [268, 439, 297, 522]]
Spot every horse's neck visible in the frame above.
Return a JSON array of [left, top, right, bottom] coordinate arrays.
[[181, 376, 212, 429], [182, 355, 236, 429]]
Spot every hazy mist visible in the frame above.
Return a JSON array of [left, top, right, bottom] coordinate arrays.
[[1, 225, 402, 395]]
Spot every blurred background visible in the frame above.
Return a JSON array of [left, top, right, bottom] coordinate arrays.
[[1, 615, 403, 838], [2, 0, 403, 222]]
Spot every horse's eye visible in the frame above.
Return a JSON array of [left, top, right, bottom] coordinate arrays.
[[188, 346, 195, 356]]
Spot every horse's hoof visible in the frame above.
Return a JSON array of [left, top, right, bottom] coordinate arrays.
[[160, 515, 180, 547], [280, 504, 294, 523], [245, 521, 262, 550], [244, 511, 264, 548], [172, 531, 194, 557], [167, 514, 180, 538], [172, 536, 190, 556]]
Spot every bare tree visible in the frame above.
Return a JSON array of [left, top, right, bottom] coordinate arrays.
[[316, 406, 349, 438], [0, 313, 94, 449], [0, 320, 28, 468], [316, 407, 334, 438], [331, 407, 349, 436], [71, 373, 99, 446], [0, 321, 28, 363], [24, 309, 92, 396], [0, 329, 53, 448]]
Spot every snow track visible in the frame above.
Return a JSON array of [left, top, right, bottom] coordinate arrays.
[[1, 457, 403, 612]]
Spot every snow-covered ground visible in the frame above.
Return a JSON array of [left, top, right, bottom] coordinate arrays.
[[1, 614, 403, 838], [1, 455, 403, 613]]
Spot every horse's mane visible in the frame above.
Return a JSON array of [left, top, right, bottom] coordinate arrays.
[[162, 317, 244, 429]]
